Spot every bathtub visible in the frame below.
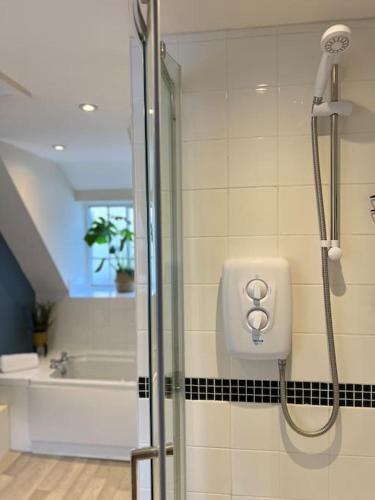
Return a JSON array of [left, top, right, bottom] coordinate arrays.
[[23, 352, 137, 460], [50, 353, 132, 381]]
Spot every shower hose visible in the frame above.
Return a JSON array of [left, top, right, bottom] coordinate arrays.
[[278, 112, 340, 437]]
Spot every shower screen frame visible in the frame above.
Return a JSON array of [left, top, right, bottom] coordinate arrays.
[[131, 1, 186, 499]]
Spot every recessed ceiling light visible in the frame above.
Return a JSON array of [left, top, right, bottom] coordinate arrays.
[[79, 103, 98, 112], [52, 144, 66, 151]]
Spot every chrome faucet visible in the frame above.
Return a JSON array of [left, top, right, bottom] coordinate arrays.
[[50, 351, 69, 375]]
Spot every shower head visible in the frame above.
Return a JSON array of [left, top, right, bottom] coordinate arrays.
[[321, 24, 352, 54], [313, 24, 352, 103]]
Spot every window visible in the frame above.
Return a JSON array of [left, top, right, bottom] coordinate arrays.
[[86, 204, 134, 287]]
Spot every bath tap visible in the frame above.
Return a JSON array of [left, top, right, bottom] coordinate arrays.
[[50, 351, 69, 375]]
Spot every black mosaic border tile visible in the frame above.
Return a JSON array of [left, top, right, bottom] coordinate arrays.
[[138, 376, 150, 398], [138, 377, 375, 407]]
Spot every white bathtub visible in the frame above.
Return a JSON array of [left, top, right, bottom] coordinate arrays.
[[0, 352, 138, 460], [50, 353, 133, 381]]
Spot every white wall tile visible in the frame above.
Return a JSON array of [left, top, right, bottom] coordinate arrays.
[[279, 452, 329, 500], [182, 91, 227, 140], [279, 405, 333, 454], [341, 81, 375, 134], [182, 140, 227, 189], [135, 237, 148, 285], [227, 35, 277, 89], [231, 356, 279, 380], [136, 285, 148, 331], [226, 27, 277, 39], [138, 398, 150, 445], [186, 401, 230, 447], [228, 137, 277, 187], [231, 450, 279, 497], [232, 498, 274, 500], [290, 334, 330, 381], [135, 189, 147, 239], [341, 27, 375, 82], [278, 32, 321, 85], [183, 189, 228, 237], [292, 285, 325, 333], [186, 447, 231, 494], [228, 87, 277, 138], [278, 85, 328, 136], [133, 143, 146, 190], [229, 187, 278, 236], [228, 236, 278, 258], [278, 135, 329, 186], [330, 407, 375, 457], [339, 236, 375, 284], [184, 237, 227, 284], [188, 494, 230, 500], [336, 334, 375, 383], [341, 133, 375, 184], [279, 185, 329, 235], [184, 285, 219, 331], [293, 284, 375, 335], [231, 403, 280, 451], [185, 332, 230, 378], [137, 330, 149, 377], [179, 40, 226, 91], [329, 456, 375, 500], [341, 184, 375, 234], [278, 236, 321, 284], [53, 296, 135, 353], [87, 299, 110, 329]]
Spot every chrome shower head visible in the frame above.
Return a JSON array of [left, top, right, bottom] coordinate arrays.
[[313, 24, 352, 103], [321, 24, 352, 54]]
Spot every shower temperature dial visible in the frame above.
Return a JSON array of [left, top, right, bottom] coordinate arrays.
[[247, 309, 268, 331], [246, 279, 268, 301]]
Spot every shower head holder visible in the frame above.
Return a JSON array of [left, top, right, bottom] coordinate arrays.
[[312, 100, 352, 117]]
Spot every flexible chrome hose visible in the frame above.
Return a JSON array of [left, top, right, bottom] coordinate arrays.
[[278, 113, 340, 437]]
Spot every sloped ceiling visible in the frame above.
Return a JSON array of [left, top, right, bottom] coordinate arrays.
[[0, 159, 67, 298]]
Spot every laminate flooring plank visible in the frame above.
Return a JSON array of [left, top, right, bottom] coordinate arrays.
[[0, 453, 133, 500]]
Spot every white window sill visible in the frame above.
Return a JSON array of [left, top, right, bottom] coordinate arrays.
[[69, 285, 135, 299]]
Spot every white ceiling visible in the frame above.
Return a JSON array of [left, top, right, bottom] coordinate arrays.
[[0, 0, 374, 191], [0, 0, 132, 190]]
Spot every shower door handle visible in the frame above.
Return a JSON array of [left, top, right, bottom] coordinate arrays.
[[131, 443, 174, 500]]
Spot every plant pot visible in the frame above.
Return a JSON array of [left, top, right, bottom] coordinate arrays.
[[32, 331, 48, 356], [115, 271, 134, 293]]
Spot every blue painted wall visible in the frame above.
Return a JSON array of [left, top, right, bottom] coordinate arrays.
[[0, 233, 35, 354]]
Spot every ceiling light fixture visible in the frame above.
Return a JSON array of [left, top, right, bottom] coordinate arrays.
[[79, 103, 98, 112], [52, 144, 66, 151]]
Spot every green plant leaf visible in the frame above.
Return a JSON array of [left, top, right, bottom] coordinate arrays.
[[94, 258, 106, 273]]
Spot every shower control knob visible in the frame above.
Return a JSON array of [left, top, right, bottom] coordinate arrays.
[[246, 279, 268, 301], [247, 310, 268, 331]]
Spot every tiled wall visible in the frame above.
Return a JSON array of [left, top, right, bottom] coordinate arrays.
[[50, 296, 136, 354], [164, 17, 375, 500]]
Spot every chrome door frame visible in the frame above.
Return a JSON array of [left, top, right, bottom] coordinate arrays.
[[131, 1, 186, 499]]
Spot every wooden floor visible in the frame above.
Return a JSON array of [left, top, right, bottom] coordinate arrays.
[[0, 452, 131, 500]]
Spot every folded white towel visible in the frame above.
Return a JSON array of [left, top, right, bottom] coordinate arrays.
[[0, 353, 39, 373]]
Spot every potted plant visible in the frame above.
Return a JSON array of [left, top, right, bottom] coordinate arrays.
[[84, 215, 135, 293], [31, 302, 54, 356]]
